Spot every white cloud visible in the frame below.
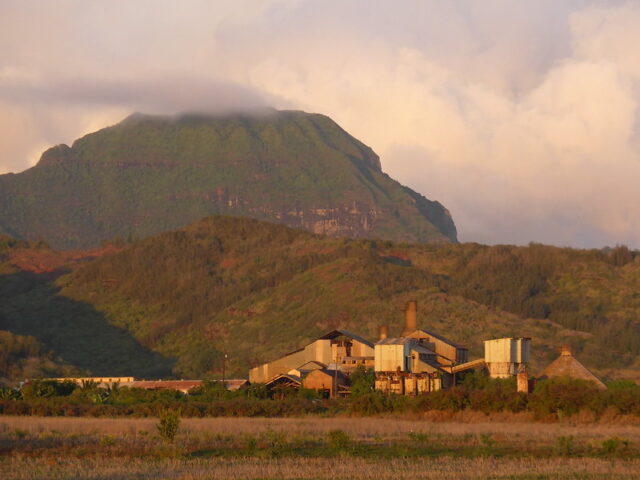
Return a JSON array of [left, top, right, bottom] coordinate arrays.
[[216, 1, 640, 247]]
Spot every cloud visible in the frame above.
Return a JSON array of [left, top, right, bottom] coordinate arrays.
[[0, 76, 269, 113], [216, 1, 640, 248], [0, 1, 638, 247], [0, 0, 285, 172]]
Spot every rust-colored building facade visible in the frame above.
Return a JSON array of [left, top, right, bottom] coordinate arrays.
[[302, 369, 348, 398]]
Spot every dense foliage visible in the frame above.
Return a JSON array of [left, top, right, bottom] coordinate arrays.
[[1, 377, 638, 420], [0, 110, 455, 250], [0, 216, 638, 381]]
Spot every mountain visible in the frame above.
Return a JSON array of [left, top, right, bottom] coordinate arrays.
[[1, 217, 638, 383], [0, 109, 456, 250]]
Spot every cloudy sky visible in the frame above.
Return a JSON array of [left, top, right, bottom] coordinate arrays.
[[1, 0, 639, 248]]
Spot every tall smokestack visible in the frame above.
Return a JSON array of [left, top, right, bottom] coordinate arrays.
[[402, 300, 417, 337], [378, 325, 388, 341]]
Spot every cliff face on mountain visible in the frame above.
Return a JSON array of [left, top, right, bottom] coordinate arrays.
[[0, 109, 456, 249]]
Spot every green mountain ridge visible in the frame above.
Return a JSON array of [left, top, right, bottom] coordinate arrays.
[[0, 109, 456, 249], [1, 217, 638, 383]]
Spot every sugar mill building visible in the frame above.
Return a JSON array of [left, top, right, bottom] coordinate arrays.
[[250, 300, 540, 396], [374, 301, 477, 394], [249, 329, 374, 384]]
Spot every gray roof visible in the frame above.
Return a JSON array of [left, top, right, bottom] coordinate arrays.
[[265, 373, 302, 386], [376, 337, 413, 345], [411, 343, 436, 355], [318, 329, 374, 348], [409, 328, 467, 350]]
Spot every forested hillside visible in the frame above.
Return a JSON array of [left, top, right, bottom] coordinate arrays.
[[0, 109, 456, 249], [0, 217, 638, 383]]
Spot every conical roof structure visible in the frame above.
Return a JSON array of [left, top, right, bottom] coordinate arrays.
[[540, 346, 606, 389]]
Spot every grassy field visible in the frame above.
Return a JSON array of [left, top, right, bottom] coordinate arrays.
[[2, 416, 640, 479]]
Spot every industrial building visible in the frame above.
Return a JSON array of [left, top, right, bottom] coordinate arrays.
[[48, 306, 610, 400], [374, 336, 447, 394], [484, 337, 531, 378], [483, 337, 532, 393], [263, 369, 351, 398], [302, 369, 349, 398], [374, 301, 475, 394], [49, 377, 134, 388], [372, 302, 535, 395], [249, 329, 374, 384], [251, 301, 538, 396]]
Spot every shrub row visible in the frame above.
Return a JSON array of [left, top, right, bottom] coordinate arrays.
[[1, 377, 639, 419]]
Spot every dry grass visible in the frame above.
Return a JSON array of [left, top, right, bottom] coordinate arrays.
[[3, 456, 640, 480], [2, 415, 640, 442], [2, 416, 640, 479]]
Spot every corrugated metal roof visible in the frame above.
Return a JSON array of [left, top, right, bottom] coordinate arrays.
[[410, 343, 436, 355], [376, 337, 413, 345], [318, 329, 374, 347], [409, 328, 468, 350], [264, 373, 302, 386]]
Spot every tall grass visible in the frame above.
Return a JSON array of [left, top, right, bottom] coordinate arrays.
[[2, 415, 640, 439], [2, 416, 639, 479], [3, 456, 640, 480]]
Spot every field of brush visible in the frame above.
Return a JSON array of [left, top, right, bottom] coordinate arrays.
[[1, 416, 640, 479]]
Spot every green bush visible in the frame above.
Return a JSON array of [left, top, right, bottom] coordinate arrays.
[[479, 433, 495, 454], [349, 367, 375, 397], [529, 377, 600, 416], [156, 408, 181, 442], [328, 429, 351, 450], [347, 391, 392, 415]]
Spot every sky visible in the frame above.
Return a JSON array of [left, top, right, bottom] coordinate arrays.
[[1, 0, 639, 248]]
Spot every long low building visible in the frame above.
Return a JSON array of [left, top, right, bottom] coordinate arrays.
[[42, 377, 248, 393], [48, 377, 134, 388], [124, 379, 248, 393]]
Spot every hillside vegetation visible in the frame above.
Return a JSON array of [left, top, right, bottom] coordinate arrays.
[[0, 109, 455, 249], [1, 216, 638, 382]]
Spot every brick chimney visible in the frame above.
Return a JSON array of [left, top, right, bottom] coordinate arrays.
[[402, 300, 417, 337], [378, 325, 389, 341]]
